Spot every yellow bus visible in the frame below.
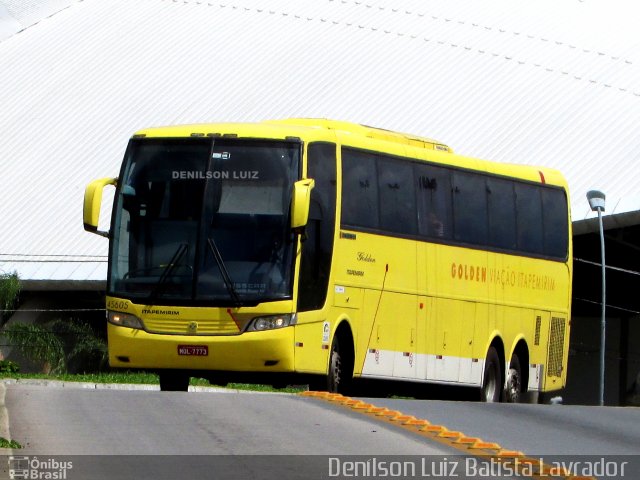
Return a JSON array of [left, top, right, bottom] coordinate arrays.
[[84, 119, 572, 401]]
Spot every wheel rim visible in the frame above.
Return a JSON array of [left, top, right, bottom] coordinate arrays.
[[329, 345, 341, 392], [506, 367, 521, 403]]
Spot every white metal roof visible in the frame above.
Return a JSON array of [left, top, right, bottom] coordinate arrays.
[[1, 0, 639, 282]]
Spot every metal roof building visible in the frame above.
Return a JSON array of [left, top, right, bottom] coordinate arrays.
[[1, 0, 639, 286]]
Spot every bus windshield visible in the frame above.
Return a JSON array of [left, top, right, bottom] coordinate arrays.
[[108, 137, 300, 306]]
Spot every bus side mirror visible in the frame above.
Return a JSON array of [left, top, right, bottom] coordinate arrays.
[[83, 177, 117, 237], [290, 178, 315, 231]]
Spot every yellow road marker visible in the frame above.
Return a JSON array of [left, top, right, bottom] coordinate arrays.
[[301, 391, 598, 480]]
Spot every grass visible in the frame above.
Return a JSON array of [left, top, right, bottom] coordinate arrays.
[[0, 437, 22, 449], [0, 371, 305, 393]]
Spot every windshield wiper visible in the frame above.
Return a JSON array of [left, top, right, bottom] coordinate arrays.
[[148, 243, 188, 303], [207, 237, 242, 307]]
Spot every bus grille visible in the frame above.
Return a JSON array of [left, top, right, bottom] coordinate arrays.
[[534, 316, 542, 346], [547, 317, 566, 377], [143, 318, 240, 335]]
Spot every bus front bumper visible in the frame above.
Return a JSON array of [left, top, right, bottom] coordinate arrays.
[[107, 323, 295, 372]]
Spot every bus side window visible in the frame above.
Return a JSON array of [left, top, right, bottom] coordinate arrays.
[[452, 171, 488, 245], [341, 148, 379, 230], [515, 183, 544, 255], [415, 164, 452, 240], [378, 157, 416, 235], [542, 188, 568, 259], [487, 177, 516, 250]]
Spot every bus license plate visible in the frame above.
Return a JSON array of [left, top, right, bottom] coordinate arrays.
[[178, 345, 208, 356]]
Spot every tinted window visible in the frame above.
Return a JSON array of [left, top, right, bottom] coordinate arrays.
[[515, 183, 544, 255], [453, 171, 488, 245], [298, 143, 337, 311], [109, 138, 300, 304], [487, 177, 516, 250], [415, 163, 452, 239], [542, 188, 568, 258], [378, 157, 416, 235], [340, 147, 567, 261], [341, 149, 379, 229]]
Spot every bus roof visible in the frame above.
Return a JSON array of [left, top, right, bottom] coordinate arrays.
[[133, 119, 567, 189], [133, 118, 452, 153], [266, 118, 453, 153]]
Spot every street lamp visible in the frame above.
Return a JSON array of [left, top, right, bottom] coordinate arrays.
[[587, 190, 606, 406]]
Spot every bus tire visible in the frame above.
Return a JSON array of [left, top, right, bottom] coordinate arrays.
[[159, 371, 190, 392], [505, 354, 522, 403], [307, 332, 354, 394], [328, 336, 344, 394], [481, 347, 502, 402]]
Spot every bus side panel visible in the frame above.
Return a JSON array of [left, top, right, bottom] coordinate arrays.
[[358, 290, 420, 380], [333, 232, 418, 379], [433, 297, 461, 381], [390, 292, 418, 379], [426, 242, 489, 386], [527, 310, 550, 392], [460, 301, 483, 384], [414, 295, 431, 381], [360, 289, 395, 377], [293, 312, 331, 374]]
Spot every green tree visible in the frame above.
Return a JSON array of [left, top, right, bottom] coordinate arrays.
[[0, 272, 20, 323], [1, 319, 107, 374]]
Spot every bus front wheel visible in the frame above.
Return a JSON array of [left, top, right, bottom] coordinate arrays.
[[307, 335, 353, 394], [328, 337, 343, 393], [481, 347, 502, 402]]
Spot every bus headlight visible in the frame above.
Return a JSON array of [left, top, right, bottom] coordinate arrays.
[[247, 314, 296, 332], [107, 311, 145, 330]]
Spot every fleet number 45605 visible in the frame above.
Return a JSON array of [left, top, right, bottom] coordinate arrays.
[[107, 300, 129, 310]]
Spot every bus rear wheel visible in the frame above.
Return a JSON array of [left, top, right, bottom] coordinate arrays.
[[505, 354, 522, 403], [159, 371, 190, 392], [481, 347, 502, 402]]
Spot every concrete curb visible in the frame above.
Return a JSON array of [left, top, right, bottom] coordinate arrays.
[[0, 378, 293, 394], [0, 382, 17, 455]]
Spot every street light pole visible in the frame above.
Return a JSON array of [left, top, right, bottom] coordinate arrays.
[[587, 190, 606, 406]]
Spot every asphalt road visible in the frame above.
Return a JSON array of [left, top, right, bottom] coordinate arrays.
[[2, 382, 639, 479], [1, 382, 460, 479], [363, 397, 640, 456], [2, 384, 451, 456]]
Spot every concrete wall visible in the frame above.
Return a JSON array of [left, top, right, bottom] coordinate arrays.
[[564, 315, 640, 406]]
